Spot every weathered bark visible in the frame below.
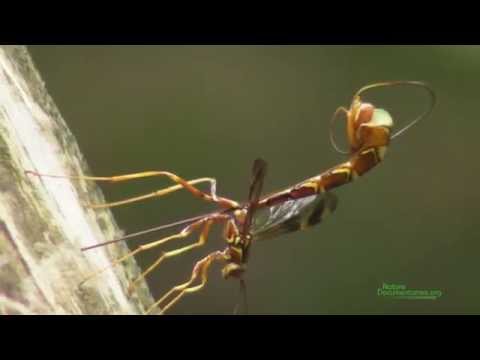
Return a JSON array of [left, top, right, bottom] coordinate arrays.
[[0, 46, 154, 314]]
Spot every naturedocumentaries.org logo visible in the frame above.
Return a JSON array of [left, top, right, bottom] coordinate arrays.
[[377, 283, 442, 300]]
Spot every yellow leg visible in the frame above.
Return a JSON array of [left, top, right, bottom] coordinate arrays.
[[145, 250, 228, 315], [26, 170, 239, 208], [86, 178, 213, 209], [127, 217, 216, 295], [79, 216, 221, 286]]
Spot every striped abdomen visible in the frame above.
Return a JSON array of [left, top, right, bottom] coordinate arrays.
[[259, 109, 392, 208]]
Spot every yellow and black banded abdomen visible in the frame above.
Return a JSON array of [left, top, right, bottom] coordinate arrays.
[[351, 145, 387, 177]]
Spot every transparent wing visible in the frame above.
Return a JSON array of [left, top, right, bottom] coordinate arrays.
[[242, 158, 268, 236], [252, 191, 338, 241]]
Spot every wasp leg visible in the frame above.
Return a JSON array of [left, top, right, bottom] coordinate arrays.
[[79, 216, 221, 287], [87, 178, 220, 208], [25, 170, 239, 209], [145, 250, 228, 315], [127, 215, 224, 295]]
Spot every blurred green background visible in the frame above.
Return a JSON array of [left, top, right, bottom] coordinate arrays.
[[28, 46, 479, 314]]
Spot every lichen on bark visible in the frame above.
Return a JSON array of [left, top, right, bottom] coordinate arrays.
[[0, 45, 154, 315]]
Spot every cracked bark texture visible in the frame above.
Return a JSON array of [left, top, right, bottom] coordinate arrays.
[[0, 46, 154, 315]]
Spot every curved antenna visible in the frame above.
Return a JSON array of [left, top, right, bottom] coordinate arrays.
[[329, 106, 350, 155], [355, 81, 436, 140]]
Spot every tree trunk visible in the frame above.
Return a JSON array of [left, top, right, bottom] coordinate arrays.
[[0, 46, 154, 315]]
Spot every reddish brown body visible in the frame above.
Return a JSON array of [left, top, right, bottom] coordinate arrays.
[[29, 81, 433, 314], [258, 102, 391, 210], [222, 93, 394, 280]]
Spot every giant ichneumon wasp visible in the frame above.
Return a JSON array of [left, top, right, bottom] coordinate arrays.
[[27, 81, 436, 314]]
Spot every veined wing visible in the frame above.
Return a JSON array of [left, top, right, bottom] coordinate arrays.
[[242, 158, 268, 236], [251, 191, 338, 241]]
